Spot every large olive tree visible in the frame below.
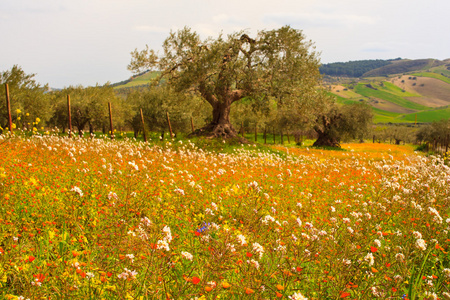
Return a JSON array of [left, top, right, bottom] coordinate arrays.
[[128, 26, 329, 139]]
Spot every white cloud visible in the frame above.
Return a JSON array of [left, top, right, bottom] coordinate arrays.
[[212, 14, 248, 27], [133, 25, 168, 33], [1, 0, 449, 87], [361, 42, 393, 53], [264, 12, 376, 28]]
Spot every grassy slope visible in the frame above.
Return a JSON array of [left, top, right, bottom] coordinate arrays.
[[326, 59, 450, 123], [113, 71, 161, 89], [429, 65, 450, 77], [329, 92, 403, 123], [354, 83, 430, 111], [330, 78, 450, 123], [399, 106, 450, 123], [410, 72, 450, 84], [380, 81, 420, 97]]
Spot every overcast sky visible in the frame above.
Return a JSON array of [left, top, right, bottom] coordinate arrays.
[[1, 0, 449, 88]]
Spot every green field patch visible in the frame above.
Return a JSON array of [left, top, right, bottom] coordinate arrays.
[[411, 72, 450, 84], [329, 92, 404, 123], [330, 88, 363, 99], [380, 81, 421, 97], [429, 65, 450, 77], [329, 93, 361, 105], [371, 107, 404, 123], [399, 106, 450, 123], [354, 83, 430, 111]]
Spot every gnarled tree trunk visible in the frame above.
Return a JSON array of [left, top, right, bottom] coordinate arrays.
[[312, 114, 341, 148], [190, 87, 244, 140], [192, 101, 237, 139]]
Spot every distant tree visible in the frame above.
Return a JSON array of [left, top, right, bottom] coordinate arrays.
[[128, 26, 330, 139], [0, 65, 51, 131], [416, 120, 450, 144], [319, 59, 392, 77], [313, 102, 373, 147], [125, 86, 210, 137], [50, 85, 126, 136]]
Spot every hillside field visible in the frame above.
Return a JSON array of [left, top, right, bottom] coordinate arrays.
[[328, 74, 450, 123], [1, 134, 450, 299]]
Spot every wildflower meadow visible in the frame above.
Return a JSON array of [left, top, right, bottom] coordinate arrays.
[[0, 133, 449, 299]]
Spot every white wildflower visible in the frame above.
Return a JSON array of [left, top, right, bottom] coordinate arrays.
[[416, 239, 427, 251], [252, 242, 264, 258], [71, 186, 84, 197], [289, 291, 308, 300], [364, 253, 374, 266], [181, 251, 193, 261]]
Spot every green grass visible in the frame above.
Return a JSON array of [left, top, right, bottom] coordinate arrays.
[[411, 72, 450, 84], [354, 83, 430, 111], [399, 106, 450, 123], [371, 107, 401, 117]]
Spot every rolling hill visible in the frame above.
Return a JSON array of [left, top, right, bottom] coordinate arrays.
[[322, 58, 450, 123]]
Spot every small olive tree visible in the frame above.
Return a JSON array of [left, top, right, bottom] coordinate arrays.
[[313, 102, 373, 147], [125, 86, 210, 137], [416, 119, 450, 144], [50, 85, 127, 136], [0, 65, 51, 131]]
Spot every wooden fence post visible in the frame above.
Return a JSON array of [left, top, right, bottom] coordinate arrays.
[[241, 121, 244, 137], [67, 95, 72, 138], [108, 102, 114, 139], [166, 112, 173, 138], [264, 127, 267, 144], [140, 108, 147, 142], [273, 127, 276, 144], [5, 84, 13, 133], [439, 138, 441, 153], [191, 116, 195, 132], [446, 134, 449, 153]]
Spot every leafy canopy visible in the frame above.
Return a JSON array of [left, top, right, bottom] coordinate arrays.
[[128, 26, 329, 130], [0, 65, 51, 130]]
